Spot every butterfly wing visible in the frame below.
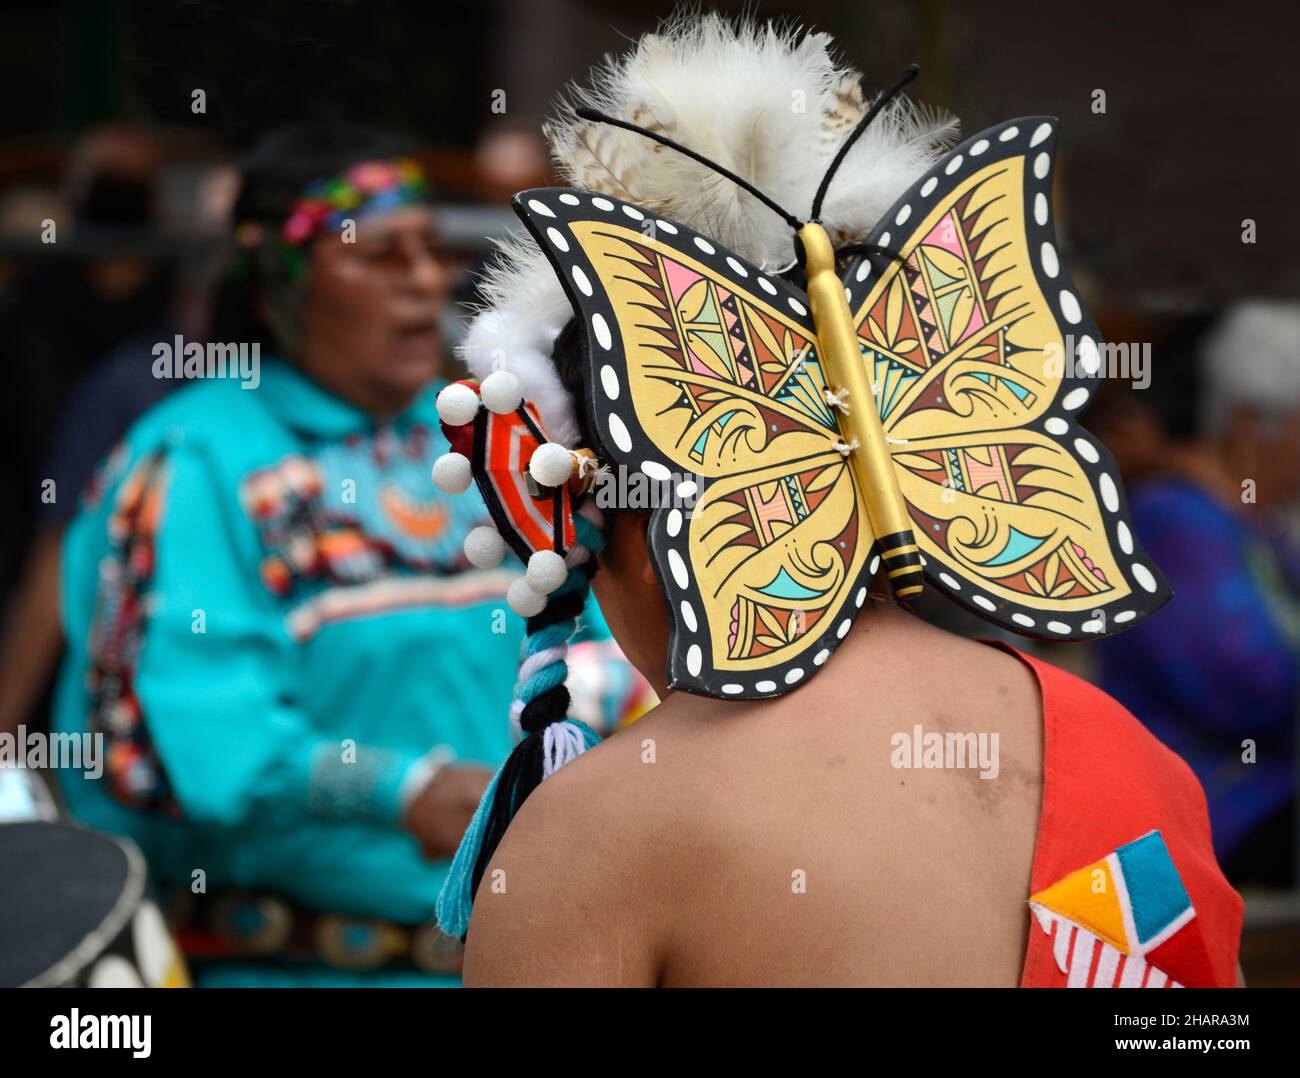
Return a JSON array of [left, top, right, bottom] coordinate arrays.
[[514, 189, 876, 697], [841, 118, 1171, 639]]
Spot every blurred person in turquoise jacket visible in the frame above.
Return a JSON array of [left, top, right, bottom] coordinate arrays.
[[51, 127, 647, 986]]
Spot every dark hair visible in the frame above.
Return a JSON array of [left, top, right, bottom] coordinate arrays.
[[552, 313, 641, 569], [550, 315, 608, 459], [210, 125, 420, 348]]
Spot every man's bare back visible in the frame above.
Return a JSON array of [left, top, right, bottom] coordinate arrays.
[[464, 603, 1043, 986]]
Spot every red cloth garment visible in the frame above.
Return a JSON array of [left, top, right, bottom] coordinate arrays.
[[995, 645, 1244, 988]]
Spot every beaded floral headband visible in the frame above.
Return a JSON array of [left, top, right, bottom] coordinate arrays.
[[231, 156, 431, 283], [280, 157, 428, 245]]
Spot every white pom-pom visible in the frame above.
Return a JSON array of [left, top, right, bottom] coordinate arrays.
[[436, 382, 479, 427], [507, 576, 547, 617], [526, 549, 568, 594], [431, 452, 472, 494], [480, 370, 522, 414], [464, 526, 507, 568], [528, 442, 573, 488]]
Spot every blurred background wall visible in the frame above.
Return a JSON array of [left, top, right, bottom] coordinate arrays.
[[3, 0, 1296, 293]]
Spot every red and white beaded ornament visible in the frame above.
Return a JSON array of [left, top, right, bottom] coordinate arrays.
[[433, 378, 596, 616]]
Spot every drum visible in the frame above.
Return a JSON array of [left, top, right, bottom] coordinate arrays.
[[0, 820, 189, 987]]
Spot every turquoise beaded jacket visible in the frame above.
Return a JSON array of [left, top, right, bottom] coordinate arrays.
[[51, 358, 632, 985]]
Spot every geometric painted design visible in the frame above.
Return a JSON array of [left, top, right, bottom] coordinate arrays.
[[542, 222, 868, 690], [1027, 830, 1217, 988], [844, 120, 1172, 638], [511, 117, 1171, 699], [464, 399, 577, 563]]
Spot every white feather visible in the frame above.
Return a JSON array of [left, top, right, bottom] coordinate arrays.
[[819, 95, 960, 249], [547, 13, 957, 267], [462, 14, 959, 447], [459, 237, 578, 446]]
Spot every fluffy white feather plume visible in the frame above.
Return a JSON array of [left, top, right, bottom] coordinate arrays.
[[548, 13, 956, 267], [462, 235, 582, 446], [462, 14, 958, 446]]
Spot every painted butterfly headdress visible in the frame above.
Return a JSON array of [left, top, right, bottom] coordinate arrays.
[[433, 16, 1170, 936]]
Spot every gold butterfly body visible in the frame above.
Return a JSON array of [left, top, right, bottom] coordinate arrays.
[[799, 220, 924, 600]]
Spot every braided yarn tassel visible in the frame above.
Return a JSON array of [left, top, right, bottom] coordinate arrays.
[[436, 510, 605, 938]]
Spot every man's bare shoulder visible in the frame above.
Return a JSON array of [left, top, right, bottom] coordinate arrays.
[[461, 700, 730, 985], [484, 689, 746, 861], [464, 611, 1046, 985]]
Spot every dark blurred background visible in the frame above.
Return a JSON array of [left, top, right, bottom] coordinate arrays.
[[3, 1, 1296, 291]]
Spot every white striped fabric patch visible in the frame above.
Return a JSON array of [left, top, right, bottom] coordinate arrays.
[[1034, 907, 1182, 988]]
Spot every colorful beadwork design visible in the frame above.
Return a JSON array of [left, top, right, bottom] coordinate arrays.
[[86, 450, 178, 813], [241, 423, 480, 598], [280, 157, 427, 245]]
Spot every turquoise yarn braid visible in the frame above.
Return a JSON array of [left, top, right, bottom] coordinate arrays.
[[436, 514, 604, 938], [512, 561, 593, 720], [435, 766, 504, 935]]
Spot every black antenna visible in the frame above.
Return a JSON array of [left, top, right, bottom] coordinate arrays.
[[810, 64, 920, 223], [574, 106, 803, 232]]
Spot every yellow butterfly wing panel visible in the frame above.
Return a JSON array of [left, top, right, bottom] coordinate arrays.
[[514, 191, 875, 696], [841, 118, 1171, 638]]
